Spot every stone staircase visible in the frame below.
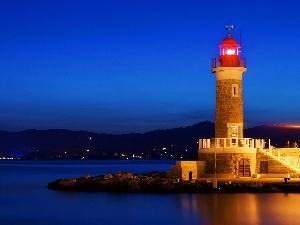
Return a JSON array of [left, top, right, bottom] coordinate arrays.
[[259, 149, 300, 174]]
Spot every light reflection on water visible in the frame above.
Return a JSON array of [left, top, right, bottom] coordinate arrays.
[[1, 160, 300, 225], [180, 193, 300, 225]]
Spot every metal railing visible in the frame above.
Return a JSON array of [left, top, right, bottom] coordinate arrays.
[[212, 58, 246, 68], [199, 138, 267, 149]]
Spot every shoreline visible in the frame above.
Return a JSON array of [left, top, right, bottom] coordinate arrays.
[[47, 171, 300, 193]]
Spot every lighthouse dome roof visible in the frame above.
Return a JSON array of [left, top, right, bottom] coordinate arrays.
[[221, 37, 238, 45]]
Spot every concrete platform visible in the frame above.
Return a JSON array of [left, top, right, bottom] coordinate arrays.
[[196, 177, 300, 184]]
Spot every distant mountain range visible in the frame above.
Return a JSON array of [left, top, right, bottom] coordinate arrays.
[[0, 121, 299, 159]]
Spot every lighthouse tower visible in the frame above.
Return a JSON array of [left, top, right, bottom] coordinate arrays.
[[212, 25, 247, 139], [169, 25, 295, 180]]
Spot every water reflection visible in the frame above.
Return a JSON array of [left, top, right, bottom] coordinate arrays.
[[2, 161, 300, 225], [180, 193, 300, 225]]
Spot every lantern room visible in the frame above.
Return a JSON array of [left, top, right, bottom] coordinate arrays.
[[219, 34, 240, 67], [219, 35, 239, 56], [212, 32, 246, 68]]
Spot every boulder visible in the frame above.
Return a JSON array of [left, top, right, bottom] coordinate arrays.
[[121, 173, 133, 179], [104, 174, 114, 179], [58, 178, 77, 187]]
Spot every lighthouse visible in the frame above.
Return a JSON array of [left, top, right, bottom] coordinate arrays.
[[212, 25, 247, 139], [169, 25, 297, 179], [196, 25, 267, 178]]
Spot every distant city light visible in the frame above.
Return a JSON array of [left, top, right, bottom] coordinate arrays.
[[0, 157, 17, 160]]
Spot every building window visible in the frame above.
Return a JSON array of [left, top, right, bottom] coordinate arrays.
[[232, 84, 238, 97], [230, 126, 238, 138]]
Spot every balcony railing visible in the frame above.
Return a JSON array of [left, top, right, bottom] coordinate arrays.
[[212, 58, 246, 68], [199, 138, 268, 149]]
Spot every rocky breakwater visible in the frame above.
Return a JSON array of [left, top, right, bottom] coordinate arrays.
[[48, 172, 300, 193], [48, 171, 215, 193]]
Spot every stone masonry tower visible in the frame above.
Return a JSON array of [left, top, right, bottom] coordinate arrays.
[[212, 26, 247, 139]]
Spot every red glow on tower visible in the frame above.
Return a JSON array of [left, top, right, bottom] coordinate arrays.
[[212, 31, 246, 68], [219, 34, 240, 66]]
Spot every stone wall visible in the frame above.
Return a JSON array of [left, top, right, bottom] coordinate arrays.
[[255, 151, 269, 174], [199, 152, 257, 178], [166, 161, 205, 180], [256, 151, 300, 177], [215, 79, 243, 138], [268, 159, 291, 174]]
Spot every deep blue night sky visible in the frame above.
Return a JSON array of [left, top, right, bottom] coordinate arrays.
[[1, 0, 300, 134]]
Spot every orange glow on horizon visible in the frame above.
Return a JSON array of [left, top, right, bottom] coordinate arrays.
[[269, 124, 300, 129]]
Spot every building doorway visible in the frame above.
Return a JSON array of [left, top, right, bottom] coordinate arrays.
[[260, 161, 268, 174], [238, 158, 250, 177]]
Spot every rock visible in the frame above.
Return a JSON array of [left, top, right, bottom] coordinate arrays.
[[47, 171, 300, 193], [104, 174, 114, 179], [249, 182, 263, 188], [78, 175, 93, 180], [59, 179, 77, 187], [121, 173, 133, 179], [128, 180, 139, 187]]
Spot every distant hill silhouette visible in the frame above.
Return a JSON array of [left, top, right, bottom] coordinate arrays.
[[0, 121, 299, 159], [0, 121, 213, 159], [244, 124, 300, 148]]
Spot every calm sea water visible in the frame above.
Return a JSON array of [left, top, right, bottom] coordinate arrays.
[[1, 160, 300, 225]]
